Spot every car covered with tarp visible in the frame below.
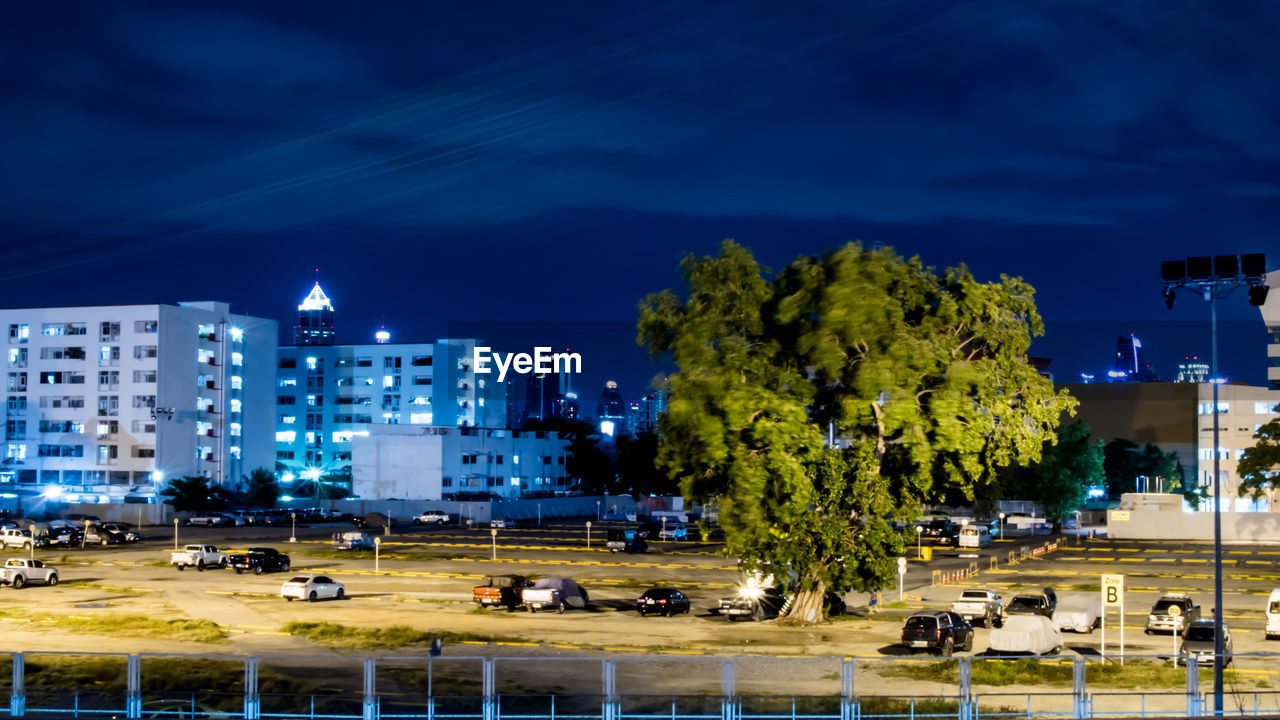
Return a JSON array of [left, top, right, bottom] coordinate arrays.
[[1053, 593, 1101, 633], [988, 613, 1063, 655], [520, 577, 589, 613]]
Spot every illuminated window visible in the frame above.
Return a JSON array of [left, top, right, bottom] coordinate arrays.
[[229, 327, 244, 343], [306, 357, 318, 371], [229, 446, 241, 459], [230, 423, 241, 437], [305, 432, 315, 444], [410, 413, 432, 424], [276, 431, 296, 443], [279, 378, 297, 387], [230, 399, 242, 413], [383, 375, 394, 388], [231, 352, 243, 366], [280, 415, 296, 425], [231, 376, 243, 390]]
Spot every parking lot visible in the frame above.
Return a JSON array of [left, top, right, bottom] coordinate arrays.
[[2, 518, 1279, 672]]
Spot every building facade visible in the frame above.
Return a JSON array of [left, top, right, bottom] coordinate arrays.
[[1061, 381, 1280, 510], [275, 339, 508, 477], [294, 283, 335, 346], [1261, 270, 1280, 390], [350, 424, 571, 500], [1, 302, 277, 504]]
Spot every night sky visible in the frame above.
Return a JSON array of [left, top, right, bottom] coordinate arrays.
[[3, 2, 1277, 401]]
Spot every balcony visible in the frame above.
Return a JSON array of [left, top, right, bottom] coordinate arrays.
[[206, 357, 218, 367], [205, 380, 217, 390]]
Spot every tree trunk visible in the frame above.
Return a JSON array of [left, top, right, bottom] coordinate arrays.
[[779, 577, 827, 625]]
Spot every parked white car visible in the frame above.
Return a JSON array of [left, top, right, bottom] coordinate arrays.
[[281, 575, 345, 602], [0, 559, 58, 588], [0, 528, 44, 550], [186, 514, 229, 527], [1267, 589, 1280, 640], [989, 614, 1063, 655], [414, 512, 452, 526]]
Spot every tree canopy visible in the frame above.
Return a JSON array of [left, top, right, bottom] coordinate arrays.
[[161, 476, 226, 513], [1102, 439, 1183, 498], [1238, 418, 1280, 500], [243, 467, 279, 508], [639, 240, 1075, 623], [999, 420, 1103, 525]]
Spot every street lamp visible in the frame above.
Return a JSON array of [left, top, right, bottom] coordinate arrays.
[[586, 521, 592, 549], [537, 503, 541, 527], [998, 513, 1005, 541], [1161, 252, 1268, 714], [290, 513, 297, 543], [27, 525, 35, 561], [914, 525, 923, 559], [596, 500, 601, 521], [374, 536, 381, 574], [173, 517, 179, 550], [490, 528, 497, 561]]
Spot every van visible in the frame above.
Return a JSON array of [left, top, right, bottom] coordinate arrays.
[[958, 525, 992, 549], [1266, 590, 1280, 640]]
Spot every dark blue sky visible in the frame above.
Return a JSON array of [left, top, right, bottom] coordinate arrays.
[[2, 2, 1277, 399]]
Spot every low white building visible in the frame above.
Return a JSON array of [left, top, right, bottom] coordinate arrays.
[[1, 302, 277, 504], [351, 424, 571, 500]]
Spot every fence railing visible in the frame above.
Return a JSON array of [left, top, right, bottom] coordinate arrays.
[[1, 650, 1272, 720]]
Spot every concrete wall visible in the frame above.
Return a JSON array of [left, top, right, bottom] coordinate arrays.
[[1108, 507, 1280, 542], [275, 494, 642, 525]]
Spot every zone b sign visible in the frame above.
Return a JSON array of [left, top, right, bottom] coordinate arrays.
[[1101, 573, 1124, 607]]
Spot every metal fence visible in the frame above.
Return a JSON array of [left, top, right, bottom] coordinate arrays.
[[2, 650, 1275, 720]]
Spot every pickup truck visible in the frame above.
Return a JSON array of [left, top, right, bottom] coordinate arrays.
[[228, 547, 291, 575], [0, 559, 58, 588], [413, 511, 452, 526], [0, 528, 45, 550], [950, 589, 1004, 627], [1145, 593, 1201, 635], [170, 544, 228, 571], [1005, 588, 1058, 618], [473, 574, 533, 611]]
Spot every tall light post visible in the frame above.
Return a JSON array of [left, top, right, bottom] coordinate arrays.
[[27, 525, 35, 561], [586, 521, 592, 549], [172, 517, 179, 550], [537, 503, 541, 527], [290, 513, 297, 543], [998, 513, 1005, 541], [490, 528, 497, 561], [1162, 252, 1269, 715], [915, 525, 923, 559], [596, 500, 601, 521], [374, 536, 381, 574]]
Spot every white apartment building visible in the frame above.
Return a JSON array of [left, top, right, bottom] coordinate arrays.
[[1, 302, 277, 503], [1261, 270, 1280, 390], [350, 424, 571, 500], [275, 339, 508, 476]]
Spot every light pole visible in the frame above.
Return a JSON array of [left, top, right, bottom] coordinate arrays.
[[915, 525, 922, 559], [490, 528, 497, 561], [537, 503, 541, 527], [596, 500, 601, 521], [290, 513, 297, 543], [586, 521, 592, 549], [1162, 252, 1269, 715], [28, 525, 35, 561], [998, 513, 1005, 541], [173, 517, 179, 550], [374, 535, 381, 574]]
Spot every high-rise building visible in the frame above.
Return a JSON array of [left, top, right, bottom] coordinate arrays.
[[351, 424, 571, 499], [1, 302, 277, 503], [597, 380, 626, 437], [275, 338, 507, 478], [1108, 334, 1159, 382], [294, 283, 335, 346], [1261, 270, 1280, 390], [1175, 357, 1210, 384]]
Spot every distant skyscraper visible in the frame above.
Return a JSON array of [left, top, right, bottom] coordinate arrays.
[[597, 380, 626, 437], [1175, 357, 1210, 383], [1108, 334, 1159, 382], [294, 283, 335, 346]]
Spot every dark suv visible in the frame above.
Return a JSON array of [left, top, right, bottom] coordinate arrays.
[[921, 519, 956, 545], [901, 611, 974, 655]]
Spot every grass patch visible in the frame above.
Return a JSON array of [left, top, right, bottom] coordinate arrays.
[[61, 582, 155, 595], [142, 559, 173, 568], [0, 609, 225, 644], [291, 547, 372, 561], [282, 621, 529, 649], [1071, 584, 1101, 592], [878, 658, 1198, 689]]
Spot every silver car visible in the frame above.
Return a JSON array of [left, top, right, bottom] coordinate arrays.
[[281, 575, 346, 602]]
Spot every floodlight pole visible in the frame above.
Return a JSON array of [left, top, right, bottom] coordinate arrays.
[[1209, 290, 1224, 715]]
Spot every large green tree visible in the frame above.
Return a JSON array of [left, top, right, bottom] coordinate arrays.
[[1103, 439, 1183, 497], [161, 476, 226, 513], [1000, 420, 1104, 526], [615, 432, 676, 498], [523, 418, 614, 494], [640, 241, 1075, 623], [243, 467, 279, 508], [1238, 418, 1280, 500]]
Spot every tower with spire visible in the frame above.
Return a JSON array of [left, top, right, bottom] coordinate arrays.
[[295, 282, 335, 346]]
